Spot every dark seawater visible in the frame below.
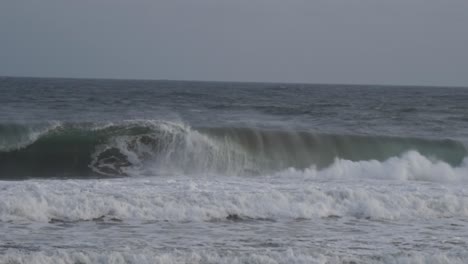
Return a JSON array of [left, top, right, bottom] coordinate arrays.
[[1, 77, 468, 263]]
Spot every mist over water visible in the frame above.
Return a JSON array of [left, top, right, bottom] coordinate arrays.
[[1, 78, 468, 263]]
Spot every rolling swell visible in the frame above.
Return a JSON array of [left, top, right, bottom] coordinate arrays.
[[0, 120, 466, 179]]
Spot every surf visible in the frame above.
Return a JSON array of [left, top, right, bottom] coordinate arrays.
[[0, 120, 466, 178]]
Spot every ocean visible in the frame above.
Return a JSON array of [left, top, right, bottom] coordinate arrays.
[[1, 77, 467, 263]]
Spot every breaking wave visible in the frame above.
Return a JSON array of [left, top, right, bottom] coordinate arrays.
[[0, 120, 467, 178]]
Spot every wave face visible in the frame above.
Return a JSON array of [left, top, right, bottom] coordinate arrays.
[[0, 120, 467, 178]]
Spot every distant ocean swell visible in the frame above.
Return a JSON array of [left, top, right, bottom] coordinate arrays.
[[0, 119, 467, 178]]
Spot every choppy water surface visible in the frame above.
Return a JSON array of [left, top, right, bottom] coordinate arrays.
[[0, 77, 467, 263]]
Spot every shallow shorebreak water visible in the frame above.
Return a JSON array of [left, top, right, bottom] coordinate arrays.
[[1, 78, 468, 263]]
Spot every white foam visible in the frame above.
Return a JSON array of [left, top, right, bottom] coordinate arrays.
[[1, 248, 466, 264], [280, 151, 468, 183], [0, 169, 467, 223]]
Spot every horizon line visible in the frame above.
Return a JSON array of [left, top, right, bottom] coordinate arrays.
[[1, 74, 467, 89]]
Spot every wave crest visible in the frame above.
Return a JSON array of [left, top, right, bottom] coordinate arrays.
[[0, 120, 466, 178]]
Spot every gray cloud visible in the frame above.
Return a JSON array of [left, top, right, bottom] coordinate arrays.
[[1, 0, 467, 86]]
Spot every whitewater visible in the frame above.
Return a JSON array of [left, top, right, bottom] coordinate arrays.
[[1, 77, 468, 264]]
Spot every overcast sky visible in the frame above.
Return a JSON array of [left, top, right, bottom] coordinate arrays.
[[1, 0, 467, 86]]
